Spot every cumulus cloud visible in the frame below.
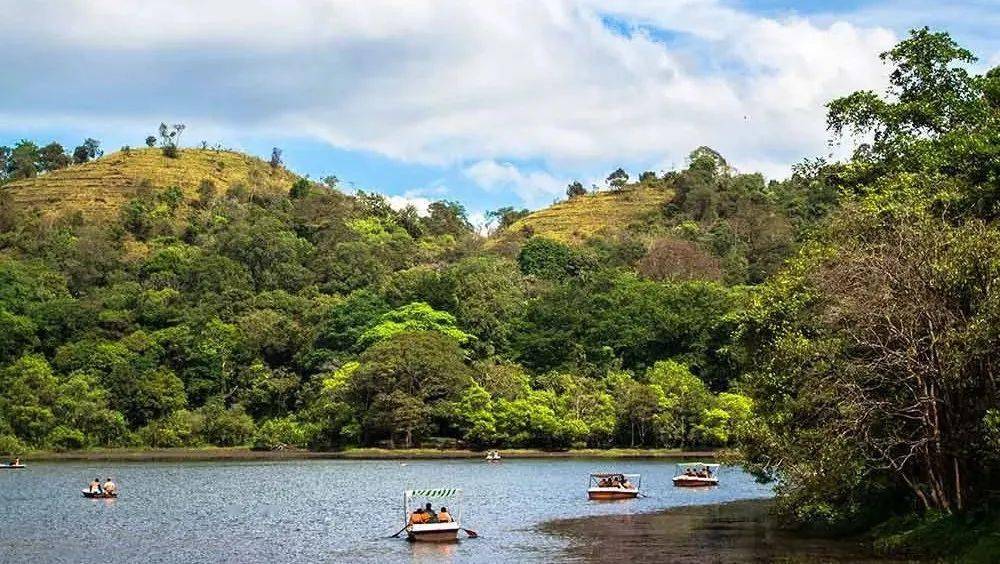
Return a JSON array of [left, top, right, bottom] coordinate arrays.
[[0, 0, 911, 201], [463, 160, 567, 208]]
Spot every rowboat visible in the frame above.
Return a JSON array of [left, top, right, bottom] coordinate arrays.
[[485, 450, 501, 461], [403, 488, 463, 542], [672, 462, 720, 487], [587, 473, 641, 500], [81, 490, 118, 499], [0, 464, 25, 469]]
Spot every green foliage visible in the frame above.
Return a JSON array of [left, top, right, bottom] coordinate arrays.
[[357, 302, 471, 349], [253, 416, 307, 450]]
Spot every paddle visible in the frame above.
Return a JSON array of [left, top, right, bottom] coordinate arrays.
[[462, 528, 479, 538], [389, 525, 409, 538]]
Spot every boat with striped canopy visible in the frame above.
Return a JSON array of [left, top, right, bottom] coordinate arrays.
[[403, 488, 463, 542]]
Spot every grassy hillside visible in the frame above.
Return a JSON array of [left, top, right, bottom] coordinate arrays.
[[490, 184, 672, 247], [2, 148, 299, 219]]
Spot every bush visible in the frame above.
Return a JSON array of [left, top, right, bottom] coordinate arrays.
[[136, 410, 202, 447], [162, 144, 179, 159], [46, 425, 86, 451], [0, 434, 26, 455], [252, 417, 306, 450], [199, 404, 256, 447]]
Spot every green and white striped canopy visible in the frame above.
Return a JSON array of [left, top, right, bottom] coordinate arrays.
[[405, 488, 461, 498]]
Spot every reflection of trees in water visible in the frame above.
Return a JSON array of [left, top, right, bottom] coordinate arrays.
[[409, 539, 457, 563]]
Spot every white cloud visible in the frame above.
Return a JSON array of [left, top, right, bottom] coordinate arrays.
[[1, 0, 906, 184], [463, 160, 566, 208], [386, 194, 433, 215]]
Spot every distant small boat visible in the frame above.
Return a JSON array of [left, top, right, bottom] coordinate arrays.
[[587, 473, 640, 500], [81, 490, 118, 499], [485, 450, 501, 461], [0, 464, 25, 469], [672, 463, 720, 487]]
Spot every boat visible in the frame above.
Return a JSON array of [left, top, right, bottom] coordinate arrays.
[[0, 464, 26, 469], [485, 450, 501, 461], [81, 490, 118, 499], [672, 462, 720, 487], [403, 488, 464, 542], [587, 473, 641, 500]]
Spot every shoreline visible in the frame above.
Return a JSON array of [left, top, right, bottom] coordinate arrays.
[[540, 498, 906, 563], [20, 446, 718, 463]]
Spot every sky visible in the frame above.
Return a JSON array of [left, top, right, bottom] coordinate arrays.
[[2, 1, 998, 228]]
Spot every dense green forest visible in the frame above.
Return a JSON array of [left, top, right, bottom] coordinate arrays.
[[1, 28, 998, 555]]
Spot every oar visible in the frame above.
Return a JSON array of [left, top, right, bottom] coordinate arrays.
[[389, 524, 409, 538], [462, 528, 479, 538]]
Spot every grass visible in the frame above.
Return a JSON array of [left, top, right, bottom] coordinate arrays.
[[488, 185, 672, 248], [23, 446, 715, 462], [2, 147, 299, 220]]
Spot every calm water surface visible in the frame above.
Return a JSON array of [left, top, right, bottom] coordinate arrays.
[[0, 458, 772, 563]]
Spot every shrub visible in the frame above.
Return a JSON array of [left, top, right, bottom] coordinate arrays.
[[46, 425, 86, 451], [199, 404, 256, 447], [0, 434, 26, 455], [252, 417, 306, 450]]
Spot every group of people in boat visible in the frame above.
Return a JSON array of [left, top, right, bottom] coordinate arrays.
[[596, 474, 635, 489], [682, 467, 714, 478], [5, 457, 20, 466], [408, 502, 453, 525], [87, 477, 117, 495]]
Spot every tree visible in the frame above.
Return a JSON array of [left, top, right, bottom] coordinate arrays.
[[423, 200, 472, 237], [606, 168, 629, 190], [289, 178, 311, 199], [348, 331, 472, 446], [8, 140, 40, 179], [485, 206, 530, 232], [356, 302, 471, 349], [566, 181, 587, 198], [39, 142, 70, 171], [270, 147, 283, 169], [157, 123, 186, 158], [145, 136, 157, 148], [72, 138, 102, 164]]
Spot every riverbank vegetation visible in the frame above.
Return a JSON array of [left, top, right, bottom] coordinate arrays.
[[1, 26, 997, 561]]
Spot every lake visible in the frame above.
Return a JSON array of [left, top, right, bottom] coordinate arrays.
[[0, 458, 773, 563]]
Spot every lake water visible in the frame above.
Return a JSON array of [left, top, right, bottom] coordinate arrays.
[[0, 458, 773, 563]]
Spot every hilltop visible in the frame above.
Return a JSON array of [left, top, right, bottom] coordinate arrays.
[[489, 184, 672, 249], [2, 147, 299, 219]]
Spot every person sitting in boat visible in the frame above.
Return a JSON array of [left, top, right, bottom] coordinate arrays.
[[88, 477, 103, 494], [621, 477, 634, 489], [437, 507, 452, 523], [409, 508, 425, 525], [423, 502, 439, 523], [103, 477, 117, 495]]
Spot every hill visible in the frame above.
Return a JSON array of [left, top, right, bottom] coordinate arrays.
[[490, 184, 672, 248], [2, 148, 299, 219]]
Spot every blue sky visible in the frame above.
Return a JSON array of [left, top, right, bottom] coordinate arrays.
[[2, 1, 998, 227]]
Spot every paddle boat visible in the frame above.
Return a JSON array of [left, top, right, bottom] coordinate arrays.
[[672, 462, 720, 487], [402, 488, 466, 542], [587, 473, 641, 500], [81, 490, 118, 499]]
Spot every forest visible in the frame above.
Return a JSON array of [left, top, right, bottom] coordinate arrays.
[[1, 28, 998, 554]]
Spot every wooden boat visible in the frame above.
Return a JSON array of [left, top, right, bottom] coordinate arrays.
[[403, 488, 464, 542], [81, 490, 118, 499], [672, 462, 720, 487], [587, 473, 640, 500]]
